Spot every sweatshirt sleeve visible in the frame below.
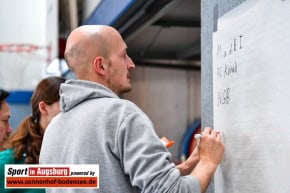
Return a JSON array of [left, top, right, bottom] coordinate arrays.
[[116, 110, 201, 193]]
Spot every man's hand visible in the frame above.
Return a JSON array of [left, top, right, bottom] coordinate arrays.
[[191, 127, 224, 193]]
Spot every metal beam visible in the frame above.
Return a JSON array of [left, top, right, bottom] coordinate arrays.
[[176, 41, 201, 59], [132, 58, 201, 71], [153, 18, 200, 28]]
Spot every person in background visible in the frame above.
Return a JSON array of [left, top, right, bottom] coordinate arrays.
[[0, 76, 66, 193], [0, 89, 12, 151], [40, 25, 224, 193]]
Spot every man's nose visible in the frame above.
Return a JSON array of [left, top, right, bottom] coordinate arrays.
[[128, 56, 135, 69]]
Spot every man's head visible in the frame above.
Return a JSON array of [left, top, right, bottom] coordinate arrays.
[[64, 25, 135, 96], [0, 89, 12, 149]]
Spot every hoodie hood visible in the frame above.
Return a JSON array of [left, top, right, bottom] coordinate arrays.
[[60, 80, 118, 112]]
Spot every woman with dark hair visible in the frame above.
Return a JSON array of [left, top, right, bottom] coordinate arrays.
[[0, 76, 66, 193]]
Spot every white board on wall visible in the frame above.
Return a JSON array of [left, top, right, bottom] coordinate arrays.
[[0, 0, 58, 90], [213, 0, 290, 192]]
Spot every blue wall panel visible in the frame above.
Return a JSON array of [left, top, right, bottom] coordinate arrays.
[[6, 91, 32, 130], [84, 0, 136, 25]]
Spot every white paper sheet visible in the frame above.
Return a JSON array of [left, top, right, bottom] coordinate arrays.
[[213, 0, 290, 192]]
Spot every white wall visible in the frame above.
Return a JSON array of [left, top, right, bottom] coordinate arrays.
[[0, 0, 58, 129], [123, 66, 201, 161], [0, 0, 58, 90]]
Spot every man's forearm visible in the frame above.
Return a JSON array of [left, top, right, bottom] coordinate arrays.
[[191, 161, 218, 193], [176, 156, 199, 176]]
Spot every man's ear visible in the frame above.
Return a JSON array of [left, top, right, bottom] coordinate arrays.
[[38, 101, 48, 115], [93, 56, 106, 75]]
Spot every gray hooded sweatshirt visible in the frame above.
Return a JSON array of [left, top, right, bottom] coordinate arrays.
[[40, 80, 200, 193]]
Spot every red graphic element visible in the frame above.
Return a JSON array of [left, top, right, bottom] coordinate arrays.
[[28, 167, 70, 176]]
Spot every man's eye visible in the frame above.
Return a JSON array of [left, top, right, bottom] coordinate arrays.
[[2, 120, 8, 124]]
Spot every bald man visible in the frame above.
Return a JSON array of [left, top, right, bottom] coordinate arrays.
[[40, 25, 224, 193]]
